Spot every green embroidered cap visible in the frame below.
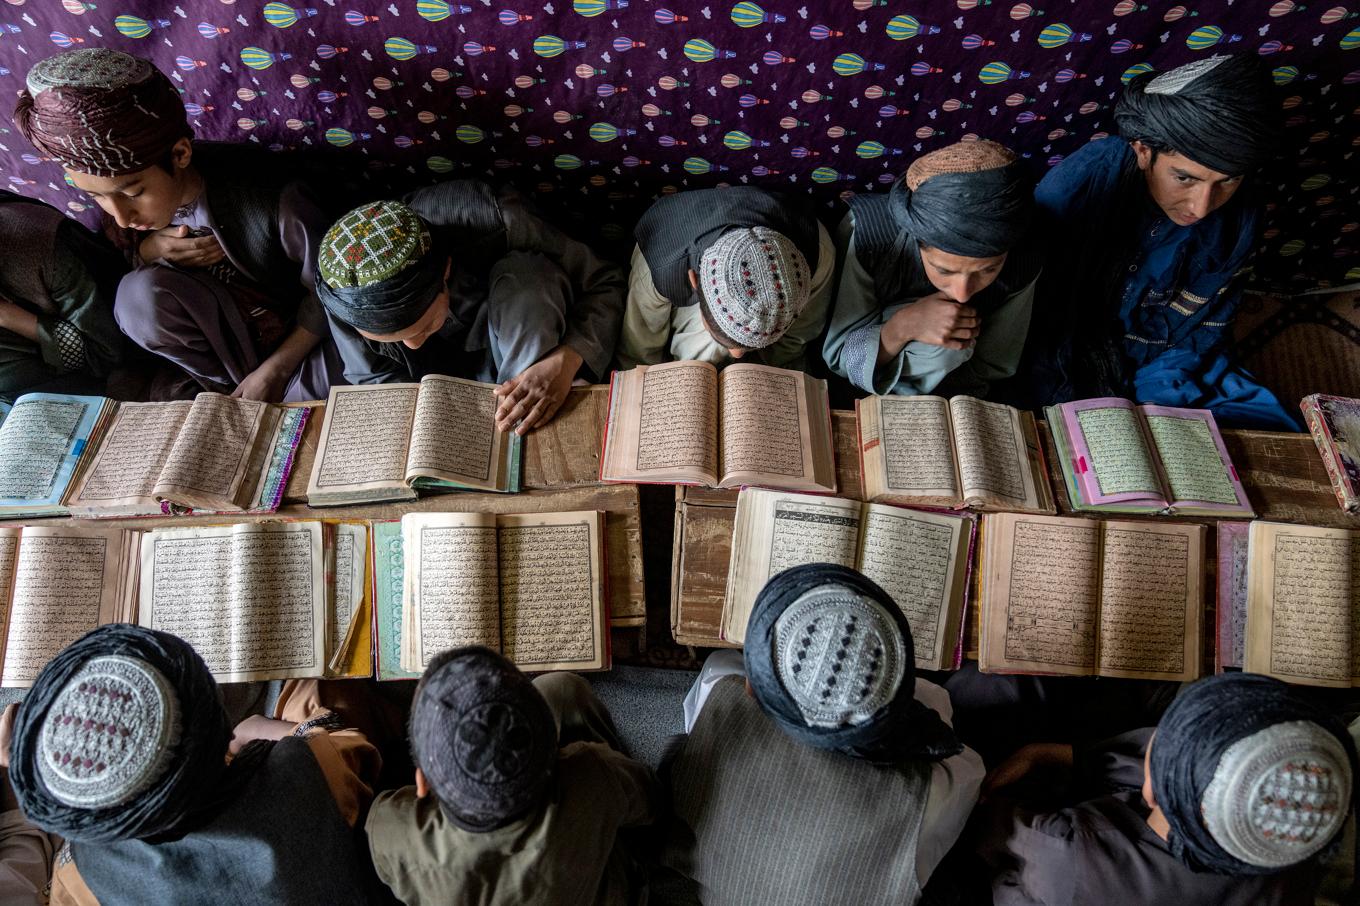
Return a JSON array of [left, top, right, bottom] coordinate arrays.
[[318, 200, 433, 289]]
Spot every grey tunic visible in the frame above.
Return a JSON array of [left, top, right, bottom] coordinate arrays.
[[662, 676, 932, 906], [975, 730, 1320, 906]]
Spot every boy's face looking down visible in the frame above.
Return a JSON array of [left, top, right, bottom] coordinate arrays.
[[1132, 140, 1243, 228], [66, 137, 197, 232], [919, 245, 1007, 305], [355, 258, 454, 350]]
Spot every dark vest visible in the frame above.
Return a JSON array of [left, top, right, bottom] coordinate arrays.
[[663, 677, 930, 906], [846, 192, 1043, 317], [634, 187, 822, 306], [73, 737, 380, 906], [0, 192, 71, 317], [194, 143, 308, 297]]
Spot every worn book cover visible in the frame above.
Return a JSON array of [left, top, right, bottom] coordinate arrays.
[[1301, 393, 1360, 514]]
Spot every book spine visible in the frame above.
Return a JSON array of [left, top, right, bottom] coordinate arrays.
[[1302, 401, 1360, 514]]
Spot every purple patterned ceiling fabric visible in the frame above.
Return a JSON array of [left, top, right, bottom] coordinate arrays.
[[0, 0, 1356, 290]]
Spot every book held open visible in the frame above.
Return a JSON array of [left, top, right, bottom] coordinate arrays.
[[1046, 397, 1253, 517], [600, 361, 836, 493], [720, 487, 973, 671], [307, 376, 522, 507], [856, 394, 1055, 514]]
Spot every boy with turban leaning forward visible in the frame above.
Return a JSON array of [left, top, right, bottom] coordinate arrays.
[[316, 183, 625, 436], [364, 647, 658, 905], [6, 625, 388, 905], [972, 672, 1355, 905], [822, 140, 1042, 400], [1018, 53, 1294, 429], [15, 48, 341, 403], [658, 563, 985, 905], [617, 187, 835, 372]]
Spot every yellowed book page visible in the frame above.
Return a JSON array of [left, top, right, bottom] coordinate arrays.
[[950, 396, 1041, 512], [153, 393, 273, 510], [406, 375, 508, 490], [600, 362, 719, 486], [0, 528, 19, 680], [722, 487, 862, 644], [980, 514, 1101, 676], [857, 504, 970, 671], [497, 511, 607, 672], [2, 526, 126, 688], [862, 395, 959, 503], [65, 401, 192, 512], [136, 522, 325, 683], [716, 364, 817, 490], [307, 384, 420, 504], [401, 512, 500, 673], [328, 523, 368, 669], [1244, 522, 1356, 688], [1096, 522, 1204, 681]]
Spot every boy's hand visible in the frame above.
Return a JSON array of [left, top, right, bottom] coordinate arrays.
[[494, 345, 582, 435], [139, 225, 226, 268], [981, 742, 1074, 801]]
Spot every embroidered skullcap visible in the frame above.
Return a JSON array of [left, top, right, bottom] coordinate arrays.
[[1115, 54, 1279, 177], [316, 200, 447, 335], [697, 226, 810, 350], [744, 563, 962, 764], [889, 140, 1033, 259], [409, 646, 558, 832], [1151, 673, 1357, 876], [10, 625, 232, 843], [15, 49, 191, 178]]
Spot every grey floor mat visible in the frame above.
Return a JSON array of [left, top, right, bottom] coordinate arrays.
[[587, 665, 698, 769]]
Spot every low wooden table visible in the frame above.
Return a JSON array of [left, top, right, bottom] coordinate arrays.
[[669, 411, 1357, 649]]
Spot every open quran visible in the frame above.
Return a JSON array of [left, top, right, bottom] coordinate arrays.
[[1301, 393, 1360, 515], [0, 521, 370, 688], [372, 511, 610, 679], [977, 513, 1205, 682], [307, 376, 522, 507], [856, 394, 1055, 514], [1217, 521, 1360, 689], [0, 392, 307, 519], [720, 487, 974, 670], [600, 361, 836, 493], [1046, 397, 1253, 517]]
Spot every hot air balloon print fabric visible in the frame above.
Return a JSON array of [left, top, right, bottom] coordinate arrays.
[[0, 0, 1354, 291]]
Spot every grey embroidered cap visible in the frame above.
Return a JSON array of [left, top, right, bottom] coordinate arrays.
[[770, 583, 906, 729], [699, 226, 810, 349], [37, 655, 182, 809], [1201, 719, 1352, 869]]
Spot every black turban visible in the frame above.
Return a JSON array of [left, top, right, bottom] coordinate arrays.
[[744, 563, 962, 764], [9, 624, 231, 843], [1151, 673, 1357, 876], [409, 646, 558, 831], [890, 140, 1034, 259], [1115, 53, 1279, 177]]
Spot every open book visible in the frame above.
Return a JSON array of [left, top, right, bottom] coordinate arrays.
[[1242, 521, 1360, 688], [0, 392, 307, 519], [857, 395, 1054, 514], [978, 513, 1205, 681], [1302, 394, 1360, 514], [1046, 398, 1252, 517], [394, 511, 610, 675], [720, 487, 974, 671], [0, 521, 369, 687], [600, 361, 836, 492], [307, 376, 522, 507]]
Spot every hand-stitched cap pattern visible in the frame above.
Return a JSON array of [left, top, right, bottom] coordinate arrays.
[[37, 655, 181, 810], [1201, 720, 1351, 869], [771, 584, 906, 730], [318, 200, 432, 289], [700, 226, 810, 349]]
